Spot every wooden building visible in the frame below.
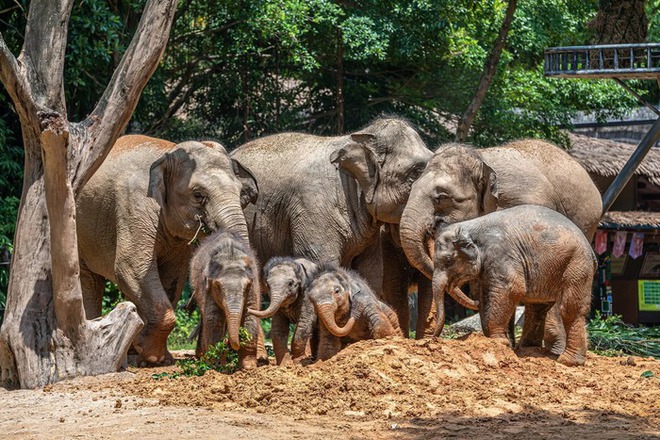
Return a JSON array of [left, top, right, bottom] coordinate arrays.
[[568, 133, 660, 325]]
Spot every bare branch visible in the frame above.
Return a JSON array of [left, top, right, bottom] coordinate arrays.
[[455, 0, 518, 142], [22, 0, 74, 114], [75, 0, 178, 192], [0, 32, 22, 102]]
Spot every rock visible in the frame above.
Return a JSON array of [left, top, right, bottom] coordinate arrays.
[[449, 306, 525, 333]]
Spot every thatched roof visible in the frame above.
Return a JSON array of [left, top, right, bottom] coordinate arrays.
[[600, 210, 660, 229], [568, 132, 660, 186]]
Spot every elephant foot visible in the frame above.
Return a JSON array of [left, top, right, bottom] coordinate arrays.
[[557, 351, 585, 367], [492, 335, 512, 348], [545, 338, 567, 357], [239, 355, 258, 370], [133, 324, 174, 367], [277, 352, 293, 367], [136, 350, 175, 367]]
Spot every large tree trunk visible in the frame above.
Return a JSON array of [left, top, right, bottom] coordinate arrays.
[[0, 0, 177, 389], [455, 0, 518, 142], [588, 0, 648, 44]]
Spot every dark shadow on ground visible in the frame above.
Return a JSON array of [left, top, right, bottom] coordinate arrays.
[[387, 406, 659, 440]]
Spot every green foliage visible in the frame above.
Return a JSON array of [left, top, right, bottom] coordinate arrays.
[[587, 312, 660, 359], [153, 327, 251, 379], [168, 307, 200, 351]]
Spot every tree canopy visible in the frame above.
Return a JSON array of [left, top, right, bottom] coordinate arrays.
[[0, 0, 656, 259]]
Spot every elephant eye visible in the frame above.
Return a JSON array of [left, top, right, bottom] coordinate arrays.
[[193, 191, 207, 205], [333, 286, 341, 294], [288, 279, 296, 287]]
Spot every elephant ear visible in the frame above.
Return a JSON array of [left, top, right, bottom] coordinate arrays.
[[453, 229, 479, 262], [480, 161, 499, 214], [329, 133, 380, 204], [148, 153, 169, 207], [231, 158, 259, 208]]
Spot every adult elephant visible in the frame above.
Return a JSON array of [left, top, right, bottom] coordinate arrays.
[[400, 140, 602, 350], [231, 118, 435, 311], [76, 135, 258, 366]]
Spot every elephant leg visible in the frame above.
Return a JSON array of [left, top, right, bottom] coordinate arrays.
[[557, 280, 591, 366], [518, 303, 553, 348], [557, 313, 587, 366], [272, 313, 292, 365], [544, 303, 566, 356], [291, 299, 316, 361], [351, 237, 384, 297], [115, 259, 177, 366], [196, 307, 226, 358], [480, 283, 520, 347], [80, 263, 105, 319], [317, 326, 342, 361], [238, 312, 260, 370], [380, 233, 412, 336], [256, 324, 269, 366], [416, 276, 435, 339]]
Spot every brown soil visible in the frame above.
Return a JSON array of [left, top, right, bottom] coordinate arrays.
[[3, 334, 659, 439]]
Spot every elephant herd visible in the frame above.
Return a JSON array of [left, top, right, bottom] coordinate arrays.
[[76, 117, 601, 368]]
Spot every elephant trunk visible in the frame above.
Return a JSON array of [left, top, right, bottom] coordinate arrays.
[[208, 199, 250, 243], [315, 303, 355, 337], [225, 308, 243, 351], [400, 202, 435, 280], [248, 290, 287, 318], [432, 271, 448, 337]]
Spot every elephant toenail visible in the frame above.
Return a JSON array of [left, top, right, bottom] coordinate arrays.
[[147, 355, 158, 363]]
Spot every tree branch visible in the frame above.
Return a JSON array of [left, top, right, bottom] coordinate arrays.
[[74, 0, 178, 192], [0, 32, 23, 104], [21, 0, 74, 114], [39, 110, 86, 338], [455, 0, 518, 142]]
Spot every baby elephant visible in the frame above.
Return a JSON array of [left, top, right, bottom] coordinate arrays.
[[307, 265, 402, 360], [190, 230, 262, 369], [432, 205, 596, 366], [248, 257, 319, 365]]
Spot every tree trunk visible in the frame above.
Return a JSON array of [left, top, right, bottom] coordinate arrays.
[[0, 0, 177, 389], [588, 0, 648, 44], [455, 0, 518, 142]]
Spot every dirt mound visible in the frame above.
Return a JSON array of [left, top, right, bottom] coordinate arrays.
[[102, 334, 659, 426]]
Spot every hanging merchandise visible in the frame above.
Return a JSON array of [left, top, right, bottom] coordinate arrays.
[[629, 232, 645, 259], [612, 231, 627, 258], [595, 230, 608, 255]]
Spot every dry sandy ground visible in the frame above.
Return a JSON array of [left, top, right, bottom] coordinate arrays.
[[1, 334, 659, 439]]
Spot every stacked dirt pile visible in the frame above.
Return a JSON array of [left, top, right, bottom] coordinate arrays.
[[112, 334, 659, 425]]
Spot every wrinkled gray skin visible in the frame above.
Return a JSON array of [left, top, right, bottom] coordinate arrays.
[[248, 257, 319, 365], [190, 230, 261, 369], [231, 118, 433, 306], [307, 266, 403, 361], [432, 205, 596, 366], [77, 135, 258, 366], [400, 140, 602, 348]]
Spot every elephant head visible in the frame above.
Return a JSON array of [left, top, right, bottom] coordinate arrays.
[[432, 226, 482, 336], [307, 269, 356, 337], [400, 143, 497, 280], [148, 140, 258, 243], [248, 257, 317, 318], [197, 233, 258, 351], [330, 118, 432, 225]]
